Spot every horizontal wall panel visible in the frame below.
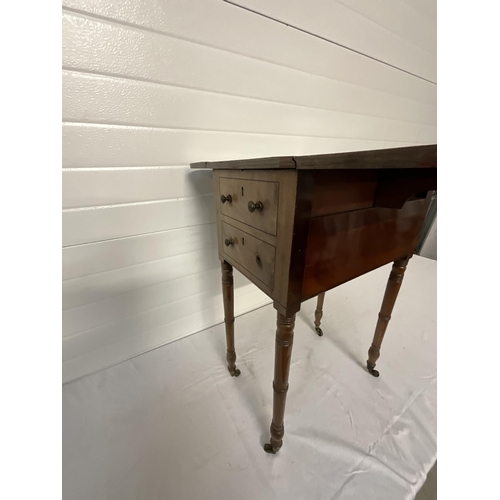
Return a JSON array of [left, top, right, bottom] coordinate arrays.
[[402, 0, 437, 23], [63, 246, 219, 310], [62, 71, 437, 139], [62, 0, 436, 107], [63, 194, 215, 246], [63, 124, 415, 169], [62, 165, 213, 209], [63, 70, 436, 129], [63, 224, 217, 281], [63, 284, 270, 383], [63, 280, 259, 362], [64, 267, 225, 337], [62, 13, 436, 116], [338, 0, 436, 55], [231, 0, 436, 82]]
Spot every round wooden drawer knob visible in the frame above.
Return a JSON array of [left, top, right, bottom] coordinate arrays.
[[248, 201, 263, 212]]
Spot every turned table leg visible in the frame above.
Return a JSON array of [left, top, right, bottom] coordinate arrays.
[[367, 255, 411, 377], [264, 312, 296, 454], [221, 260, 240, 377], [314, 292, 326, 336]]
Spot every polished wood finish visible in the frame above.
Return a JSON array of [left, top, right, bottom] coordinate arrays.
[[314, 292, 326, 336], [192, 145, 437, 453], [295, 144, 436, 170], [213, 169, 301, 311], [264, 312, 296, 454], [278, 170, 315, 317], [311, 170, 378, 217], [191, 156, 297, 170], [221, 260, 240, 377], [374, 168, 437, 209], [367, 256, 411, 377], [302, 198, 430, 301], [219, 177, 279, 235], [192, 144, 437, 171], [221, 221, 276, 290]]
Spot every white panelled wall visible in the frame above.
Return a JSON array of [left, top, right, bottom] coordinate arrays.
[[62, 0, 437, 383]]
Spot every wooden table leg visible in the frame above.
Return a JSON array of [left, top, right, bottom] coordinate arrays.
[[221, 260, 240, 377], [367, 255, 411, 377], [264, 311, 296, 454], [314, 292, 326, 336]]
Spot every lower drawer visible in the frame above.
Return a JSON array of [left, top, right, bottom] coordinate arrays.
[[221, 221, 276, 290]]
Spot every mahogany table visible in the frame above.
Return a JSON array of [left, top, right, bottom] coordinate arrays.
[[191, 145, 437, 454]]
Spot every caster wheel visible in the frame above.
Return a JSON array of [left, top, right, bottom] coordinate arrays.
[[315, 327, 323, 337], [264, 443, 278, 454]]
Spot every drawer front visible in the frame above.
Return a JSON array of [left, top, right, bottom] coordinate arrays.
[[219, 177, 278, 235], [221, 221, 276, 290]]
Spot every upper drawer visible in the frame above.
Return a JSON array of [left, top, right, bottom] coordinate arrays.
[[219, 177, 278, 235]]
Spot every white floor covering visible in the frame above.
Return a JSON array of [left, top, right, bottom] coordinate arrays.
[[62, 256, 437, 500]]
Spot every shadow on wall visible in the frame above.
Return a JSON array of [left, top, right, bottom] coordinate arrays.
[[62, 165, 268, 382], [186, 168, 260, 331]]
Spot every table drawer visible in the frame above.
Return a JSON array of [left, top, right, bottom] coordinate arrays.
[[219, 177, 278, 235], [221, 221, 276, 290]]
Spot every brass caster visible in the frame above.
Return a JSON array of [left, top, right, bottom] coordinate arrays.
[[315, 327, 323, 337], [367, 364, 380, 378], [228, 367, 241, 377], [264, 443, 278, 454]]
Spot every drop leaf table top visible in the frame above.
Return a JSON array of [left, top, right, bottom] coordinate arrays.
[[191, 144, 437, 454]]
